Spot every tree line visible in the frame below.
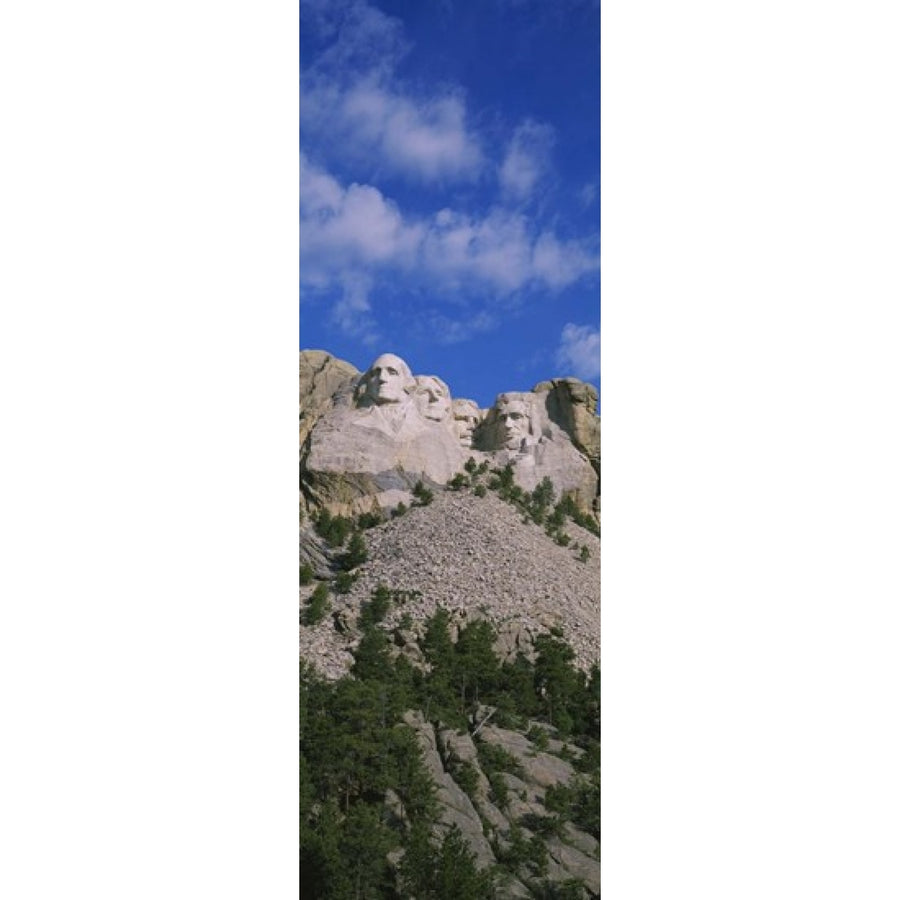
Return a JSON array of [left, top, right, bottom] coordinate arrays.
[[300, 588, 600, 899]]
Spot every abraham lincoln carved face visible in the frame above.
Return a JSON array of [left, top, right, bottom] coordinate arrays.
[[496, 397, 532, 449]]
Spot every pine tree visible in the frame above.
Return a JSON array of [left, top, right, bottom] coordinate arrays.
[[339, 802, 398, 900], [534, 633, 580, 733], [399, 824, 497, 899], [303, 582, 331, 626], [433, 826, 498, 898], [351, 627, 393, 682], [421, 608, 458, 721], [532, 476, 556, 509], [333, 571, 358, 594], [387, 726, 438, 824], [339, 530, 368, 571], [454, 619, 499, 710], [498, 463, 515, 490], [422, 607, 454, 671]]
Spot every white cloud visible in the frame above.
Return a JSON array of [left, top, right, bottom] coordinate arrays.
[[300, 155, 599, 340], [298, 152, 343, 213], [422, 208, 533, 293], [532, 232, 598, 289], [299, 153, 422, 279], [301, 0, 482, 184], [338, 82, 483, 182], [499, 119, 555, 201], [301, 0, 409, 80], [330, 273, 380, 347], [556, 323, 600, 381], [300, 0, 600, 348], [300, 152, 416, 344]]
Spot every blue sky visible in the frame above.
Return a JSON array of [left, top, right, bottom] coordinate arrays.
[[300, 0, 600, 410]]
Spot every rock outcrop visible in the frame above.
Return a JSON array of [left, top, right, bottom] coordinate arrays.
[[298, 518, 337, 579], [299, 349, 359, 447], [533, 378, 601, 478], [403, 711, 497, 870], [397, 712, 599, 898]]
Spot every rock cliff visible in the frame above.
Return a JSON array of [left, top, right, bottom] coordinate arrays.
[[300, 350, 600, 520]]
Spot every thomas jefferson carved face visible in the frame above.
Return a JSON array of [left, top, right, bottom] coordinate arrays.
[[415, 375, 452, 422], [361, 354, 413, 405]]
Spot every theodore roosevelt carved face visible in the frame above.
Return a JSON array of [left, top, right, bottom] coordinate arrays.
[[452, 398, 483, 447]]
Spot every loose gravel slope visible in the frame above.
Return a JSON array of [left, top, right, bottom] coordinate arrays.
[[300, 490, 600, 679]]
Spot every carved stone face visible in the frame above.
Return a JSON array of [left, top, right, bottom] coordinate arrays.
[[495, 396, 533, 449], [452, 399, 482, 447], [416, 375, 452, 423], [361, 353, 413, 405]]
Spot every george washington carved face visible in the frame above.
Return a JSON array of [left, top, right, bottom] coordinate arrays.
[[359, 353, 414, 406]]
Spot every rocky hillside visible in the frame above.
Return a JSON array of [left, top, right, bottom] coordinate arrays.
[[300, 488, 600, 681], [300, 350, 600, 899]]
